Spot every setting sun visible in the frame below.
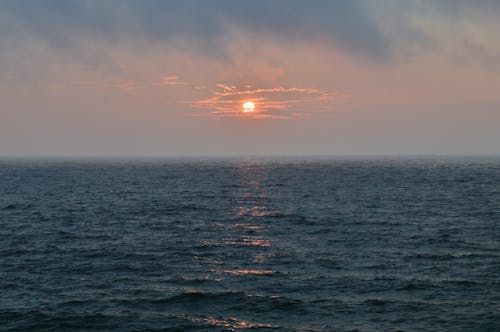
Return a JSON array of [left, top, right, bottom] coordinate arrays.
[[243, 101, 255, 113]]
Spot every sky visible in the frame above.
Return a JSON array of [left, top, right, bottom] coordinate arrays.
[[1, 0, 499, 156]]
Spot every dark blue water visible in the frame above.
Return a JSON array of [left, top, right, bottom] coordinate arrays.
[[1, 157, 499, 331]]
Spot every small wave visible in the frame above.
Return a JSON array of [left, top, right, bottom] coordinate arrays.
[[112, 291, 306, 316], [314, 258, 340, 268], [177, 204, 217, 212], [55, 230, 81, 240], [139, 291, 248, 305], [443, 279, 479, 286], [397, 283, 427, 291], [200, 316, 278, 330], [0, 310, 118, 331], [406, 252, 481, 261], [1, 203, 17, 210], [224, 269, 275, 276], [129, 204, 216, 217], [224, 239, 271, 247], [162, 275, 224, 285], [234, 224, 264, 230], [268, 212, 316, 225], [362, 298, 389, 306]]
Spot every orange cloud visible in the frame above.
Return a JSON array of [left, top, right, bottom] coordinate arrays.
[[191, 84, 346, 119], [216, 83, 237, 91], [156, 76, 190, 86], [73, 80, 143, 91]]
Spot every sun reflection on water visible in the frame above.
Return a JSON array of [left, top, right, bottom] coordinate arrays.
[[187, 162, 279, 330], [196, 162, 280, 287], [203, 317, 276, 330], [224, 237, 271, 247], [224, 269, 274, 275], [237, 205, 269, 217]]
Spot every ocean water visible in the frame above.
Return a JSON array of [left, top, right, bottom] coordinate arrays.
[[1, 157, 499, 331]]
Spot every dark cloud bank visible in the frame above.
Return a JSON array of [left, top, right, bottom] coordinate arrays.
[[1, 1, 499, 68]]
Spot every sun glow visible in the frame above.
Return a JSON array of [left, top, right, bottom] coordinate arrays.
[[243, 101, 255, 113]]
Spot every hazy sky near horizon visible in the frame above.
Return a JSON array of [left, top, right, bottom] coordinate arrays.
[[1, 0, 499, 156]]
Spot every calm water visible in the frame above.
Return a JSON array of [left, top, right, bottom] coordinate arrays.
[[1, 157, 499, 331]]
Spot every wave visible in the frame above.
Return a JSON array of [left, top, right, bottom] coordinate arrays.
[[1, 204, 17, 211]]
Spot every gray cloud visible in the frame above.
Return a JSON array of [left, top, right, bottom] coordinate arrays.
[[371, 0, 500, 64], [0, 1, 388, 62], [1, 0, 499, 71]]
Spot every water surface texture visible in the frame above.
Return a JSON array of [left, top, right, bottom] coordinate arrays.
[[1, 158, 499, 331]]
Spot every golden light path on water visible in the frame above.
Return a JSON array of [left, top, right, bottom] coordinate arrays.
[[202, 317, 276, 329], [190, 161, 280, 329]]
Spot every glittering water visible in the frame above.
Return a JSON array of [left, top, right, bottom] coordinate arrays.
[[1, 157, 499, 331]]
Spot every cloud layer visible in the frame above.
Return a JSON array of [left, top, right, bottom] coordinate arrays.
[[2, 0, 500, 65], [191, 84, 342, 119], [1, 1, 500, 155]]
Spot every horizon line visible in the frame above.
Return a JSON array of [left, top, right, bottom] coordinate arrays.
[[1, 153, 499, 160]]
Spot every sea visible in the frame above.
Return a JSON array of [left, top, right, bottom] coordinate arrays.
[[1, 157, 499, 331]]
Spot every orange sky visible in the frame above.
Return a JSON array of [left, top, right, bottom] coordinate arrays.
[[1, 1, 499, 156]]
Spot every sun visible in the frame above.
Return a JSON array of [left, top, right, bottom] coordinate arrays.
[[243, 101, 255, 113]]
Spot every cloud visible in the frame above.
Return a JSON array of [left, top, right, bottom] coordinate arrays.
[[369, 0, 500, 64], [73, 79, 141, 91], [155, 76, 189, 87], [0, 1, 388, 62], [1, 0, 500, 72], [191, 84, 347, 119]]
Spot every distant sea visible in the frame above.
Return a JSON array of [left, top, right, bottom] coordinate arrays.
[[1, 157, 499, 331]]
